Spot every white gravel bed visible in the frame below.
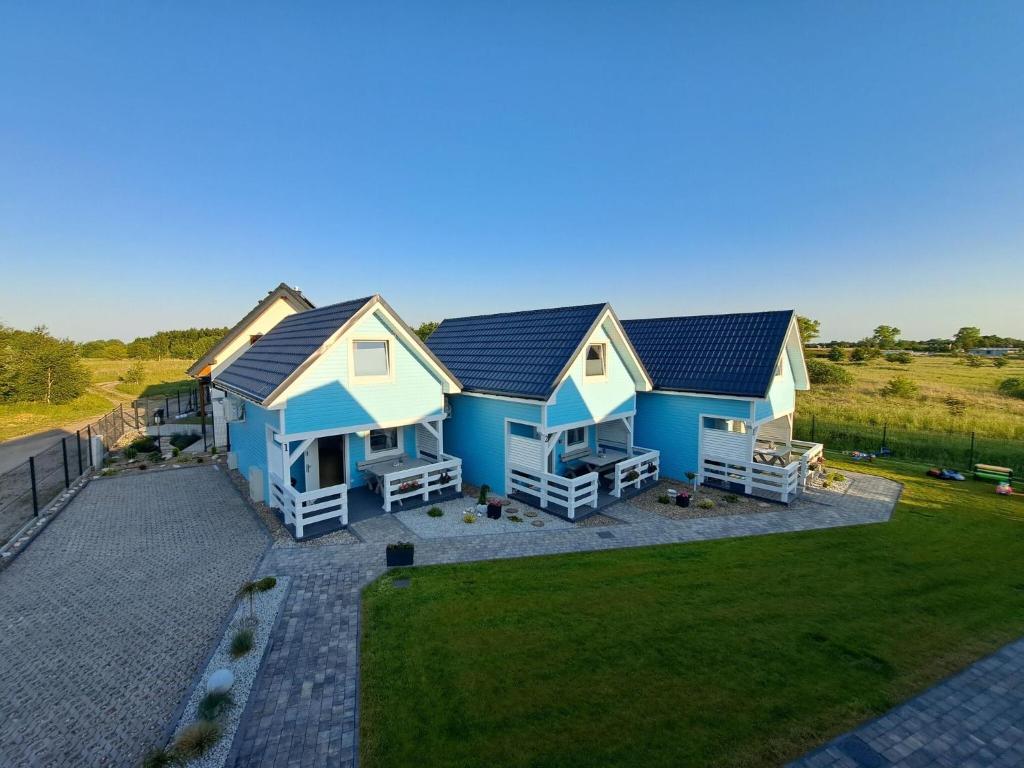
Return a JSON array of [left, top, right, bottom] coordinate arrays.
[[395, 494, 573, 538], [170, 576, 290, 768]]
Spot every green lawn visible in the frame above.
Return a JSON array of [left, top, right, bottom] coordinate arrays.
[[0, 391, 116, 442], [360, 458, 1024, 768]]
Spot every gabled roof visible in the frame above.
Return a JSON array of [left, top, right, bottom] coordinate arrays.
[[426, 303, 646, 400], [214, 295, 461, 406], [187, 283, 314, 377], [622, 310, 798, 398]]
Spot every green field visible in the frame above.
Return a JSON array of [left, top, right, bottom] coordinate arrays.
[[360, 458, 1024, 768], [0, 358, 195, 442]]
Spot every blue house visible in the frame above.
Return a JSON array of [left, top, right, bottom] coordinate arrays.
[[622, 310, 821, 502], [213, 295, 463, 537], [426, 303, 657, 519]]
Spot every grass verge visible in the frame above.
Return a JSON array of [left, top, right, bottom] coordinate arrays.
[[360, 458, 1024, 767]]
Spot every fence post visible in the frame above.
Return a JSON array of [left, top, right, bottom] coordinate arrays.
[[76, 429, 83, 475], [202, 409, 208, 451], [29, 457, 38, 516], [87, 424, 94, 467], [881, 423, 888, 453], [134, 403, 140, 429], [62, 437, 70, 489], [177, 389, 181, 416], [165, 397, 170, 420], [226, 421, 231, 452], [811, 414, 816, 443], [969, 432, 976, 469], [119, 403, 125, 438]]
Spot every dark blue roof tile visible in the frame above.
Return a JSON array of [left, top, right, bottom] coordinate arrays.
[[426, 304, 606, 399], [622, 310, 794, 398]]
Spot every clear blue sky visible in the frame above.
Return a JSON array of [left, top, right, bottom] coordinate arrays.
[[1, 2, 1022, 342]]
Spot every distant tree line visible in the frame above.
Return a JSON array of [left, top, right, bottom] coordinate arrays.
[[79, 327, 230, 360], [0, 324, 89, 404], [796, 316, 1022, 352]]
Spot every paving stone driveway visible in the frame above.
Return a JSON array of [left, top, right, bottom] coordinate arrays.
[[228, 471, 901, 768], [0, 466, 268, 767]]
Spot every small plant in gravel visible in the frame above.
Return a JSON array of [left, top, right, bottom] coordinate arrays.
[[827, 472, 847, 483], [174, 720, 222, 760], [508, 514, 523, 522], [657, 494, 670, 504], [463, 513, 476, 524], [238, 580, 261, 617], [256, 576, 277, 591], [427, 506, 444, 517], [196, 456, 205, 463], [230, 627, 255, 658], [477, 485, 490, 505], [697, 498, 715, 510], [172, 446, 180, 457], [685, 471, 697, 492], [724, 494, 739, 503], [123, 446, 137, 461], [138, 463, 148, 470], [197, 690, 234, 721], [141, 746, 179, 768]]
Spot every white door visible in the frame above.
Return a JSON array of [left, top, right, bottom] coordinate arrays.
[[304, 439, 321, 491]]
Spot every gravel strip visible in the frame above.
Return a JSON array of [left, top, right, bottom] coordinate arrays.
[[225, 468, 359, 547], [170, 578, 290, 768], [631, 479, 779, 519], [573, 513, 620, 528], [395, 494, 574, 537]]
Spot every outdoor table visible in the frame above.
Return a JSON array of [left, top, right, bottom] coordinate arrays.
[[575, 449, 629, 472], [362, 457, 432, 494]]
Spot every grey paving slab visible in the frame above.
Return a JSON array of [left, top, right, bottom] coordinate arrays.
[[0, 466, 268, 768], [790, 637, 1024, 767], [230, 471, 901, 768]]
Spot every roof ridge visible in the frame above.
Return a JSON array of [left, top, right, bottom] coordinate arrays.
[[441, 302, 607, 324], [625, 309, 794, 324]]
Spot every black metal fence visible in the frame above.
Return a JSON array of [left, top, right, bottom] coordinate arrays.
[[132, 385, 201, 427], [0, 404, 142, 547], [795, 415, 1024, 478]]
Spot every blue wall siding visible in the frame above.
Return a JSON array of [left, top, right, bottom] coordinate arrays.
[[633, 393, 751, 481], [546, 324, 637, 429], [229, 401, 280, 501], [443, 394, 542, 495], [282, 310, 445, 435], [344, 424, 418, 490], [754, 349, 797, 421]]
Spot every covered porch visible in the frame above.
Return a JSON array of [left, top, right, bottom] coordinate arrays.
[[699, 412, 823, 503], [506, 414, 660, 520], [267, 416, 462, 538]]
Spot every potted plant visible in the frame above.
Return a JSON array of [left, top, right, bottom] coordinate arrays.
[[386, 541, 415, 567], [676, 490, 691, 508], [486, 496, 503, 519], [685, 471, 698, 493], [476, 485, 490, 516], [625, 469, 640, 483]]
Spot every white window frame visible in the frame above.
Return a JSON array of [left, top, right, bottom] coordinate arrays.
[[585, 343, 607, 378], [703, 417, 748, 434], [350, 337, 394, 384], [565, 426, 587, 448], [365, 427, 404, 459]]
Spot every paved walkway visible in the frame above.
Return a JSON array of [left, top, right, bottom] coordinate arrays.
[[227, 471, 901, 768], [790, 637, 1024, 768], [0, 466, 268, 767]]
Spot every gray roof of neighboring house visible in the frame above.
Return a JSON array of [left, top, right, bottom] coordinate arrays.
[[426, 303, 608, 400], [215, 297, 373, 402], [188, 282, 314, 377], [622, 310, 795, 398]]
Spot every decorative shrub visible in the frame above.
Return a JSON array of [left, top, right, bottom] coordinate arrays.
[[427, 506, 444, 517], [807, 359, 854, 386], [169, 433, 201, 451], [965, 355, 986, 367], [230, 628, 254, 659], [172, 447, 180, 457], [237, 580, 261, 617], [138, 463, 148, 470], [197, 690, 233, 721], [827, 472, 847, 483], [477, 484, 491, 505], [881, 376, 919, 398], [993, 357, 1009, 368], [256, 576, 277, 591], [123, 446, 137, 461], [173, 720, 222, 760], [724, 494, 739, 503], [131, 436, 158, 453], [507, 514, 523, 522], [827, 346, 846, 362], [463, 513, 476, 524], [697, 498, 715, 510], [625, 470, 640, 482], [142, 746, 179, 768], [196, 456, 205, 463], [657, 495, 670, 504]]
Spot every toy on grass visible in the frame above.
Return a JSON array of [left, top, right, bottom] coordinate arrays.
[[996, 482, 1014, 496]]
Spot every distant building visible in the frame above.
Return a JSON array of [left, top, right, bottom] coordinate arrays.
[[969, 347, 1019, 357]]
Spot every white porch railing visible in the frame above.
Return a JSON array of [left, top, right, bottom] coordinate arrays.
[[380, 453, 463, 512], [701, 440, 824, 502], [610, 447, 660, 497], [506, 463, 598, 520], [269, 473, 348, 539]]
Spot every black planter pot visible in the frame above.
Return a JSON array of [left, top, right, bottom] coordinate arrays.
[[386, 547, 414, 567], [676, 495, 691, 508], [486, 502, 502, 519]]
